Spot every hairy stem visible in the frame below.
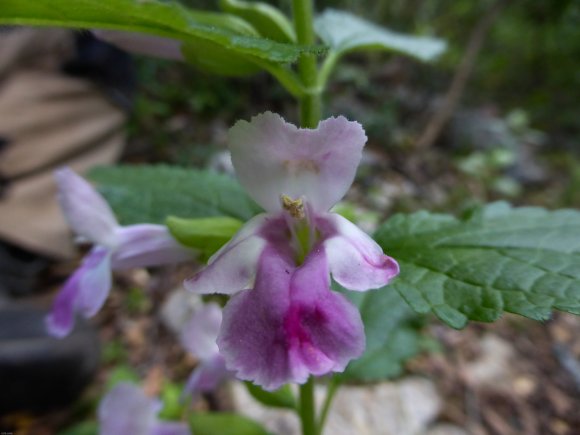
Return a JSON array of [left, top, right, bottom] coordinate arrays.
[[292, 0, 321, 128], [299, 377, 317, 435]]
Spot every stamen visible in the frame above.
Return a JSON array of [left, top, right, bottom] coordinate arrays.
[[281, 195, 305, 219]]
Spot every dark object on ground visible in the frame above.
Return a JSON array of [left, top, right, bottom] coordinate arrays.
[[0, 305, 100, 415], [0, 242, 49, 297]]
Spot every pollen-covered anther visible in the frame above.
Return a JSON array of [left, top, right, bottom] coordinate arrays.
[[281, 195, 305, 219]]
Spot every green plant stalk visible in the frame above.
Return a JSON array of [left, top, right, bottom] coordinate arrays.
[[292, 0, 321, 128], [292, 1, 323, 433], [292, 2, 337, 435], [299, 377, 317, 435], [317, 377, 340, 433]]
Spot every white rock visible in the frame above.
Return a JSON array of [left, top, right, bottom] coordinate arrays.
[[231, 377, 441, 435]]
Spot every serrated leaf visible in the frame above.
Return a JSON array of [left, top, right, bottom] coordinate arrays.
[[189, 413, 271, 435], [244, 382, 296, 410], [88, 165, 261, 225], [167, 216, 243, 260], [376, 202, 580, 329], [315, 9, 446, 62], [0, 0, 321, 65], [337, 284, 422, 381], [181, 38, 261, 76]]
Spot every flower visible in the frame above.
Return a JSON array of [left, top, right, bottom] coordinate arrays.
[[185, 112, 399, 390], [180, 302, 230, 396], [99, 382, 190, 435], [46, 168, 193, 338]]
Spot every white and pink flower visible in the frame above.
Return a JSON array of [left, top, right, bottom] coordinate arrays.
[[185, 112, 399, 390], [46, 168, 193, 338]]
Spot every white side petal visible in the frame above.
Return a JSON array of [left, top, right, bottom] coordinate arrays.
[[112, 224, 193, 269], [180, 303, 222, 360], [229, 112, 367, 213], [93, 30, 184, 61], [321, 214, 399, 291], [77, 247, 113, 317], [55, 167, 118, 247], [184, 214, 269, 295]]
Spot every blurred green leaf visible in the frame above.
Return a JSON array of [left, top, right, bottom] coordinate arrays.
[[219, 0, 296, 43], [101, 340, 128, 364], [244, 382, 297, 410], [376, 202, 580, 329], [181, 38, 262, 76], [0, 0, 322, 66], [89, 165, 261, 225], [167, 215, 243, 260], [58, 421, 98, 435], [105, 365, 140, 389], [315, 9, 446, 62], [189, 413, 271, 435], [158, 382, 184, 421], [338, 284, 423, 381]]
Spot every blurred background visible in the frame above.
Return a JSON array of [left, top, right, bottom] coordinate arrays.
[[0, 0, 579, 434]]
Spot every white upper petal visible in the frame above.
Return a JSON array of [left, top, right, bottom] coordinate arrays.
[[112, 224, 193, 269], [180, 303, 222, 360], [184, 214, 269, 295], [320, 213, 399, 291], [229, 112, 367, 213], [55, 168, 119, 247]]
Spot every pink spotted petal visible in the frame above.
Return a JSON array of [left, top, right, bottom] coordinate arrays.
[[112, 224, 193, 269], [46, 247, 112, 338], [55, 168, 119, 247], [180, 303, 222, 360], [319, 213, 399, 291], [229, 112, 367, 213], [285, 248, 365, 379], [218, 246, 364, 391], [184, 214, 269, 295], [93, 30, 184, 61]]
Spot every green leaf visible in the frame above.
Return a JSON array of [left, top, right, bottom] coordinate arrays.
[[167, 216, 243, 260], [88, 165, 261, 225], [338, 284, 423, 381], [315, 9, 446, 62], [189, 413, 271, 435], [181, 38, 262, 76], [0, 0, 320, 65], [105, 365, 139, 390], [376, 202, 580, 329], [158, 382, 184, 421], [219, 0, 296, 43], [58, 421, 98, 435], [244, 382, 297, 410]]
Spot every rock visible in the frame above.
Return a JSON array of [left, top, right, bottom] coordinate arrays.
[[231, 377, 441, 435], [0, 304, 100, 414], [463, 335, 516, 391], [323, 377, 441, 435], [424, 423, 469, 435]]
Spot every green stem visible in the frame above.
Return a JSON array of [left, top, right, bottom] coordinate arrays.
[[299, 377, 317, 435], [292, 0, 321, 128], [318, 50, 340, 91], [317, 378, 340, 433], [291, 2, 328, 435]]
